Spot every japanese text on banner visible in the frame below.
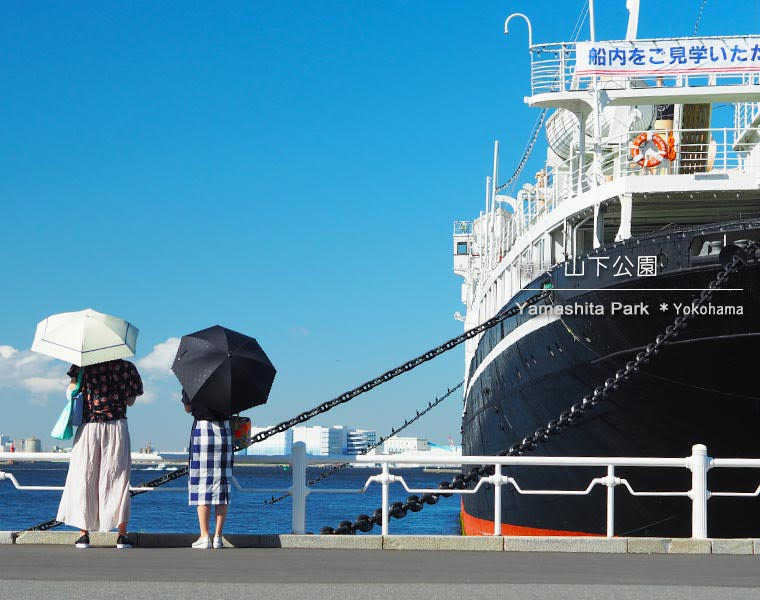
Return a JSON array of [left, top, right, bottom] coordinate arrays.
[[575, 38, 760, 75]]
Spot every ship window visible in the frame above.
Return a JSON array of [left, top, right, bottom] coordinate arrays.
[[456, 242, 468, 255]]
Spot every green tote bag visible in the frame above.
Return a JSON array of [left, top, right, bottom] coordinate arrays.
[[51, 369, 84, 440]]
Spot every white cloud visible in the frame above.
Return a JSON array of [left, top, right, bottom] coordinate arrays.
[[0, 345, 66, 404], [0, 345, 17, 359], [0, 338, 182, 407], [136, 337, 181, 378], [22, 376, 67, 394], [133, 338, 183, 406], [136, 389, 157, 405]]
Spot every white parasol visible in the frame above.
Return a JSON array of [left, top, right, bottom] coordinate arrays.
[[31, 308, 139, 366]]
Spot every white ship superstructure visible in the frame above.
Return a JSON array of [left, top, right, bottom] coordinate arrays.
[[454, 0, 760, 391], [456, 0, 760, 537]]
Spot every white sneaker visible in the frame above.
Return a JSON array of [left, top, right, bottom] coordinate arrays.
[[213, 536, 224, 549], [191, 536, 211, 549]]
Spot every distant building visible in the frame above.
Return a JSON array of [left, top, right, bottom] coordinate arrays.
[[0, 435, 9, 448], [22, 437, 42, 453], [293, 425, 347, 456], [245, 426, 377, 457], [378, 437, 429, 454], [346, 429, 377, 455], [246, 428, 293, 456], [429, 442, 462, 454]]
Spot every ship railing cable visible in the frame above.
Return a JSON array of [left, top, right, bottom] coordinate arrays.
[[693, 0, 709, 35], [495, 109, 548, 195], [569, 1, 589, 44], [21, 291, 549, 532], [265, 381, 464, 505], [320, 242, 760, 534]]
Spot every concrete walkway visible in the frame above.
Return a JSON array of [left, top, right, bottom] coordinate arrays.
[[6, 531, 760, 554], [1, 545, 759, 599]]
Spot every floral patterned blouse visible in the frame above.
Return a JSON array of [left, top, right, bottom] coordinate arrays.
[[67, 360, 144, 423]]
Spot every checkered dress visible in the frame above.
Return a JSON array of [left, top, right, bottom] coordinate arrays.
[[188, 420, 233, 505]]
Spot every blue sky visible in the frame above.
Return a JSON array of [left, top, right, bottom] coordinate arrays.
[[1, 0, 757, 450]]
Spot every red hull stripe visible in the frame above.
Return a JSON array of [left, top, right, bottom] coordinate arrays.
[[460, 499, 598, 537]]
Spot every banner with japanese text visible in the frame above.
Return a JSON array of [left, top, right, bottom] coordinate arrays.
[[575, 38, 760, 75]]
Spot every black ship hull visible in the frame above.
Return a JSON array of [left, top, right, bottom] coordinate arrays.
[[461, 220, 760, 537]]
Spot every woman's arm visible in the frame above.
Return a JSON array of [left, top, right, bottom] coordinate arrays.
[[181, 389, 192, 413]]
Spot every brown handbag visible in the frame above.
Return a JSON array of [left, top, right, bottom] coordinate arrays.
[[229, 415, 252, 452]]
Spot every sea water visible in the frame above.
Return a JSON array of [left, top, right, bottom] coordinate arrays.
[[0, 462, 461, 535]]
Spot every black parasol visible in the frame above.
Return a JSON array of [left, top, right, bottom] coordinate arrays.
[[171, 325, 276, 417]]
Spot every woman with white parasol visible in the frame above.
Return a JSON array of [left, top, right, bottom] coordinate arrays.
[[32, 308, 143, 549]]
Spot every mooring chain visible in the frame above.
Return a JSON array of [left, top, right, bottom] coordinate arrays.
[[22, 291, 549, 532], [24, 517, 62, 532], [247, 291, 548, 447], [130, 467, 190, 496], [321, 242, 760, 534], [265, 382, 464, 505]]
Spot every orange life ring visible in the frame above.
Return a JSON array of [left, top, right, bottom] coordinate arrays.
[[631, 132, 668, 168], [666, 130, 677, 161]]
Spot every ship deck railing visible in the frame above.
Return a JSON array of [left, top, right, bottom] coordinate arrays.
[[493, 125, 760, 259], [529, 37, 760, 97], [454, 221, 473, 235], [3, 444, 760, 538]]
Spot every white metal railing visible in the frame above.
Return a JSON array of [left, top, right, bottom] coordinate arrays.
[[453, 221, 472, 235], [530, 38, 760, 96], [735, 94, 760, 141], [460, 124, 760, 311], [489, 126, 759, 264], [3, 443, 760, 538], [1, 452, 163, 463], [530, 42, 578, 94]]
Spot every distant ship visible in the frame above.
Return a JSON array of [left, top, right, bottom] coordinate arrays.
[[454, 1, 760, 537]]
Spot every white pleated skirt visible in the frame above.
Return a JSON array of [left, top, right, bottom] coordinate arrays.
[[56, 419, 131, 532]]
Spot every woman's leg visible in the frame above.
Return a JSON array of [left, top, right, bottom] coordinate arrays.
[[197, 505, 211, 538], [213, 420, 232, 539], [213, 504, 228, 538]]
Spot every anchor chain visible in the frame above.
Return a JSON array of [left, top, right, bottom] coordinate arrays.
[[265, 381, 464, 505], [321, 242, 759, 534], [246, 291, 549, 446], [21, 291, 549, 532]]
